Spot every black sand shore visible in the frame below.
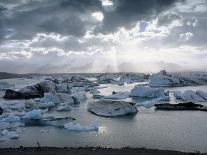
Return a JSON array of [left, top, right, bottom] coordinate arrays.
[[0, 147, 205, 155]]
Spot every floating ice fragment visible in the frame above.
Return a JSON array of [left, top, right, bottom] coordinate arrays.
[[64, 121, 98, 131]]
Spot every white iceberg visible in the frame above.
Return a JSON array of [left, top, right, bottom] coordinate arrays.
[[181, 90, 205, 102], [1, 114, 20, 123], [57, 93, 75, 104], [24, 109, 43, 119], [196, 90, 207, 100], [88, 100, 137, 117], [137, 96, 170, 108], [173, 90, 207, 103], [7, 131, 19, 139], [37, 101, 55, 109], [130, 86, 165, 98], [37, 92, 61, 104], [149, 70, 182, 87], [57, 103, 77, 111], [104, 91, 130, 100], [56, 84, 69, 93], [39, 80, 56, 93], [0, 100, 25, 110], [64, 121, 98, 131]]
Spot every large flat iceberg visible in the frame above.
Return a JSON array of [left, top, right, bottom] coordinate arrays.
[[130, 85, 165, 98]]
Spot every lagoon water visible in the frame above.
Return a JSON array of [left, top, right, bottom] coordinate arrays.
[[0, 79, 207, 153]]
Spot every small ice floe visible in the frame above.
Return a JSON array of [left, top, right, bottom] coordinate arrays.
[[174, 90, 207, 103], [104, 91, 130, 100], [7, 131, 19, 139], [1, 114, 21, 123], [137, 96, 170, 108], [57, 103, 78, 111], [37, 102, 55, 109], [64, 121, 98, 131], [130, 85, 165, 98], [70, 90, 87, 103], [37, 92, 61, 104], [88, 100, 137, 117], [24, 109, 44, 119], [56, 83, 70, 93], [196, 90, 207, 100], [0, 100, 25, 110], [57, 93, 75, 104]]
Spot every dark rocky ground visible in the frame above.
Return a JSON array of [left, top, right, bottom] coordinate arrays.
[[0, 147, 205, 155]]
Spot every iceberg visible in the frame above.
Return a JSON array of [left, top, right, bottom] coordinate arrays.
[[87, 100, 137, 117], [64, 121, 98, 131], [24, 109, 43, 119], [149, 70, 182, 87], [182, 90, 205, 102], [56, 84, 69, 93], [104, 91, 130, 100], [196, 90, 207, 100], [7, 131, 19, 139], [173, 90, 207, 103], [0, 100, 25, 110], [57, 103, 77, 111], [57, 93, 75, 104], [137, 96, 170, 108], [130, 85, 165, 98], [1, 114, 20, 123], [37, 92, 61, 104]]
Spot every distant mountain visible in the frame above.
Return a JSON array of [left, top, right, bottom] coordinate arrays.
[[0, 72, 30, 80]]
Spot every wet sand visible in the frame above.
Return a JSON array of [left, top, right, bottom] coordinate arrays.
[[0, 147, 204, 155]]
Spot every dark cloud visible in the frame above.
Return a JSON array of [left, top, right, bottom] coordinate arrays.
[[96, 0, 181, 33], [0, 0, 182, 41]]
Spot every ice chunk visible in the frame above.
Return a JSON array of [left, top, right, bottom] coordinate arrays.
[[104, 91, 130, 100], [88, 100, 137, 117], [64, 121, 98, 131], [57, 103, 77, 111], [37, 102, 55, 109], [196, 90, 207, 100], [130, 86, 165, 98], [57, 93, 74, 104], [1, 114, 20, 123], [137, 96, 170, 108], [0, 100, 25, 110], [39, 80, 56, 93], [182, 90, 205, 103], [24, 109, 43, 119], [38, 92, 61, 104], [7, 131, 19, 139], [56, 84, 69, 93]]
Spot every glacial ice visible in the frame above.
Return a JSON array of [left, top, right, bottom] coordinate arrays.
[[137, 96, 170, 108], [64, 121, 98, 131], [1, 114, 20, 123], [149, 70, 182, 87], [57, 103, 77, 111], [130, 86, 165, 98], [24, 109, 43, 119], [104, 91, 130, 100], [7, 131, 19, 139], [173, 90, 207, 103], [196, 90, 207, 100], [0, 100, 25, 110], [88, 100, 138, 117]]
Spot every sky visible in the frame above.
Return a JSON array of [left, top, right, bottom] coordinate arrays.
[[0, 0, 207, 73]]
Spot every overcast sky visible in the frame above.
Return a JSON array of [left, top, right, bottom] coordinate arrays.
[[0, 0, 207, 73]]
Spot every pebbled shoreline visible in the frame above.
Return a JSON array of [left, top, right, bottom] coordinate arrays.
[[0, 147, 205, 155]]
